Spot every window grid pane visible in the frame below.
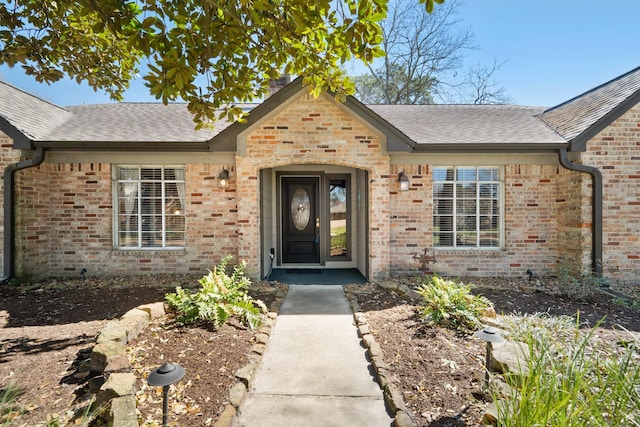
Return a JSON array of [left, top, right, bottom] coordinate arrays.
[[114, 166, 185, 249], [433, 166, 501, 248]]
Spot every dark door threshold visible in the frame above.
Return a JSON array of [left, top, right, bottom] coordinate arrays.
[[267, 268, 366, 285]]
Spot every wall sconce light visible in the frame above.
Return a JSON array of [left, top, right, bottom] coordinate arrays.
[[218, 169, 230, 189], [147, 362, 185, 426], [398, 171, 410, 191], [474, 326, 505, 388]]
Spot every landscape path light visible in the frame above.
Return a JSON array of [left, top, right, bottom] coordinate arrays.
[[474, 326, 505, 388], [147, 362, 185, 427]]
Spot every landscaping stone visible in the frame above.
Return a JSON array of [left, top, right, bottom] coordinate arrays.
[[94, 373, 136, 408], [96, 320, 127, 344], [108, 396, 138, 427], [358, 324, 370, 335], [137, 302, 166, 319], [119, 308, 150, 342], [384, 383, 406, 413], [250, 343, 266, 355], [398, 284, 411, 294], [368, 341, 383, 359], [215, 404, 236, 427], [378, 281, 399, 291], [228, 382, 246, 408], [491, 341, 529, 377], [406, 289, 422, 300], [91, 340, 127, 373], [235, 363, 257, 387], [481, 402, 498, 426], [103, 352, 131, 375], [376, 367, 393, 389], [255, 332, 269, 344], [258, 326, 271, 335], [362, 333, 376, 349], [394, 410, 414, 427]]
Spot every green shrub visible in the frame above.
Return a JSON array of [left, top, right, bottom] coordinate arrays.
[[494, 314, 640, 426], [1, 379, 24, 425], [555, 260, 609, 300], [166, 256, 266, 330], [416, 274, 493, 333]]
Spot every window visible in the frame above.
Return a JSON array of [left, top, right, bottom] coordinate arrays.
[[433, 166, 501, 248], [114, 166, 186, 249]]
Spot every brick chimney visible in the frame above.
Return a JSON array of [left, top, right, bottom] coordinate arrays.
[[268, 74, 291, 97]]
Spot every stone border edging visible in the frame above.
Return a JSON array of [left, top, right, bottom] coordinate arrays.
[[348, 294, 415, 427], [213, 311, 278, 427], [85, 286, 285, 426], [89, 302, 165, 426], [214, 286, 286, 427]]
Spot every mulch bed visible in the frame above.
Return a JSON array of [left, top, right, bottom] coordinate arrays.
[[349, 277, 640, 426], [1, 274, 638, 426]]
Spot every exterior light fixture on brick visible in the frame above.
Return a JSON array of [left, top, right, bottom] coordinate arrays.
[[147, 362, 185, 426], [474, 326, 505, 388], [398, 171, 410, 191], [218, 169, 230, 189]]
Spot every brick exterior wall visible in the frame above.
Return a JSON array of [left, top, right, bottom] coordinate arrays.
[[13, 161, 238, 279], [388, 163, 569, 278], [5, 94, 636, 281], [235, 92, 392, 279], [582, 103, 640, 282]]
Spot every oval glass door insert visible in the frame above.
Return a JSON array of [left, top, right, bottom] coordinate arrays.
[[291, 187, 311, 230]]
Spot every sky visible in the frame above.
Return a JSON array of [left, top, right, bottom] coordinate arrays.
[[0, 0, 638, 108]]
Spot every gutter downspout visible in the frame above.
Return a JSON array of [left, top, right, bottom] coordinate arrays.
[[558, 148, 603, 276], [1, 147, 46, 284]]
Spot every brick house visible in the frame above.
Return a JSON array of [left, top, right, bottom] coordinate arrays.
[[0, 67, 639, 283]]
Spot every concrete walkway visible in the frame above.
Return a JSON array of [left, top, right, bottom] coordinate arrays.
[[233, 285, 393, 427]]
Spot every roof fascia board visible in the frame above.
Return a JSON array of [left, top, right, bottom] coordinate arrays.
[[412, 142, 568, 154], [46, 150, 235, 164], [32, 140, 210, 151], [570, 89, 640, 151], [391, 152, 559, 165]]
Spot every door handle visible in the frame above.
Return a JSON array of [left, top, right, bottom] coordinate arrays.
[[315, 218, 320, 244]]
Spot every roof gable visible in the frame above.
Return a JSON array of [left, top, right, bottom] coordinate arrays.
[[210, 77, 416, 152], [538, 66, 640, 151]]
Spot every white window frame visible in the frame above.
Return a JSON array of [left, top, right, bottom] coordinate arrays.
[[433, 166, 503, 249], [113, 165, 186, 249]]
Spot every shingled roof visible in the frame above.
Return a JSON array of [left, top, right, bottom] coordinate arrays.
[[538, 66, 640, 150], [370, 104, 565, 147], [2, 66, 639, 153], [0, 80, 72, 145], [48, 103, 230, 142]]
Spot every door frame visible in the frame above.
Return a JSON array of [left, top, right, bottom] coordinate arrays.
[[276, 171, 324, 266], [280, 175, 321, 264], [265, 167, 367, 277]]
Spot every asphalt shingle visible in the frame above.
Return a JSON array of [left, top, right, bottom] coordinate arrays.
[[369, 104, 565, 145], [0, 80, 72, 140], [6, 67, 640, 149], [538, 66, 640, 142], [47, 103, 235, 142]]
